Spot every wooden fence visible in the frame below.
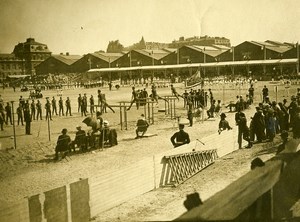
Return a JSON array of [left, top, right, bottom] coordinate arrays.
[[0, 127, 244, 222]]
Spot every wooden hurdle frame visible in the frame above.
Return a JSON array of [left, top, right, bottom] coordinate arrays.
[[92, 99, 155, 130], [161, 149, 218, 187], [163, 96, 177, 119]]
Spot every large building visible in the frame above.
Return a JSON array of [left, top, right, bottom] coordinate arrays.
[[0, 54, 24, 82], [13, 38, 52, 75], [0, 38, 51, 81], [169, 36, 231, 48], [35, 53, 82, 75]]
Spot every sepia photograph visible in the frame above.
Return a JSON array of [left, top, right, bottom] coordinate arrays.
[[1, 0, 300, 221]]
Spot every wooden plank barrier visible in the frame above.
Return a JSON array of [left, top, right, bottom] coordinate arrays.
[[0, 199, 29, 222], [175, 160, 283, 221], [161, 150, 218, 187], [89, 157, 155, 218], [0, 126, 248, 222]]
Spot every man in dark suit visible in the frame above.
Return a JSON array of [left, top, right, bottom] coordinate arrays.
[[54, 128, 71, 160], [170, 124, 190, 148]]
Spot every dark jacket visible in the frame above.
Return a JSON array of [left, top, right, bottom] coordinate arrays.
[[56, 134, 71, 152], [171, 130, 190, 147]]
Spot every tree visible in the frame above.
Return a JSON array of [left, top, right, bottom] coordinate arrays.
[[106, 40, 124, 53]]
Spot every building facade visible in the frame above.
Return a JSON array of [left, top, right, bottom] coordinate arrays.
[[13, 38, 52, 76], [0, 54, 24, 82], [35, 53, 82, 75], [169, 36, 231, 48]]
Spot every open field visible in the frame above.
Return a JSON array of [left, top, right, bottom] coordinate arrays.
[[0, 80, 299, 221]]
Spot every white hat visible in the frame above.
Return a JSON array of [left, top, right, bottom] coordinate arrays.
[[103, 120, 109, 125]]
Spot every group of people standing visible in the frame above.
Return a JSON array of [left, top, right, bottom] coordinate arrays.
[[218, 87, 300, 151]]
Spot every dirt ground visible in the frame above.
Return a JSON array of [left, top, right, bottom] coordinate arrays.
[[0, 81, 298, 221]]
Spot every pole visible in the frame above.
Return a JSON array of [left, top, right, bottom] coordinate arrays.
[[47, 115, 51, 141], [297, 42, 299, 75], [173, 98, 176, 118], [223, 82, 225, 105], [263, 45, 266, 74], [119, 103, 122, 130], [164, 98, 167, 115], [11, 101, 17, 149], [148, 100, 151, 123], [151, 101, 154, 124], [124, 106, 128, 130], [170, 98, 173, 119], [144, 103, 147, 119], [232, 46, 235, 76], [176, 49, 179, 77]]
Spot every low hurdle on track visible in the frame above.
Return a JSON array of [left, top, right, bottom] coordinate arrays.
[[94, 99, 155, 130], [162, 96, 177, 119]]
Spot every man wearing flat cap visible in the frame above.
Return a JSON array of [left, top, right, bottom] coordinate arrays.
[[170, 124, 190, 148], [70, 126, 86, 152]]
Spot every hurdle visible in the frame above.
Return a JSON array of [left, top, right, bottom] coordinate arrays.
[[163, 96, 177, 119], [118, 102, 128, 130], [143, 98, 155, 125], [161, 149, 218, 187], [107, 99, 155, 130]]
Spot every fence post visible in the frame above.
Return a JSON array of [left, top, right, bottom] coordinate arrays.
[[11, 101, 17, 149], [119, 103, 123, 130]]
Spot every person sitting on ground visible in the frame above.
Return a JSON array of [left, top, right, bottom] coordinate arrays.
[[170, 124, 190, 148], [194, 104, 203, 120], [135, 114, 149, 139], [70, 125, 87, 152], [218, 113, 232, 134], [100, 120, 118, 147], [54, 128, 71, 160]]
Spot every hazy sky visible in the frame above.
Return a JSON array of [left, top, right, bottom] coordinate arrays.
[[1, 0, 299, 55]]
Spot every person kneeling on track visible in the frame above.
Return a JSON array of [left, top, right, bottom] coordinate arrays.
[[135, 114, 149, 139]]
